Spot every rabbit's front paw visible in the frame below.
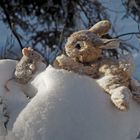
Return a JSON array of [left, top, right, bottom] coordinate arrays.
[[111, 97, 128, 111], [110, 86, 130, 111], [55, 55, 73, 66]]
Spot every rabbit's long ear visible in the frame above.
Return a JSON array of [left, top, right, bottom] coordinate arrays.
[[89, 20, 111, 36], [22, 48, 29, 56], [99, 39, 120, 49]]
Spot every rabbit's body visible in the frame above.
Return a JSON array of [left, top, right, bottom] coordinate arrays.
[[53, 20, 140, 111]]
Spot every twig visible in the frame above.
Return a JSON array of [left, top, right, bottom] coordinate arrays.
[[0, 0, 23, 49], [115, 32, 140, 38]]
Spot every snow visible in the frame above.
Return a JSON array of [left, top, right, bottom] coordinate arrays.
[[0, 60, 140, 140]]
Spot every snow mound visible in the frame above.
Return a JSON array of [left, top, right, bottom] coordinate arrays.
[[0, 60, 140, 140], [10, 66, 140, 140]]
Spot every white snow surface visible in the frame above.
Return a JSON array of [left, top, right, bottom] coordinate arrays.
[[0, 60, 139, 140]]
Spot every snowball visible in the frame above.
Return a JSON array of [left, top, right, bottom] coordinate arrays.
[[12, 66, 140, 140]]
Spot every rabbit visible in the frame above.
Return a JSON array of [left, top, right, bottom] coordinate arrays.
[[53, 20, 140, 111], [5, 47, 43, 91]]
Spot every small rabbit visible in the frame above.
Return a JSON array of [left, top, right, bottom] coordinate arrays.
[[5, 47, 43, 91], [53, 20, 140, 111]]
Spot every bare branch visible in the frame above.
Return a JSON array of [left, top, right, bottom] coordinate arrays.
[[0, 0, 23, 49], [115, 32, 140, 38]]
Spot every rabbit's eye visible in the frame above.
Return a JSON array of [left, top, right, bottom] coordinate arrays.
[[30, 51, 34, 56], [75, 43, 81, 50]]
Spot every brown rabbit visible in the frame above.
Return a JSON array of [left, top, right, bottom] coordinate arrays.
[[53, 20, 140, 111]]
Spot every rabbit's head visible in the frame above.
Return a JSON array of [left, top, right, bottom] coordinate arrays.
[[22, 47, 42, 62], [65, 20, 120, 63]]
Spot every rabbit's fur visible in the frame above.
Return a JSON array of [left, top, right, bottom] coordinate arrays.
[[53, 20, 140, 111]]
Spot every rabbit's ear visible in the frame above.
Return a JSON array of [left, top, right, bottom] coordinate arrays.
[[89, 20, 111, 36], [99, 39, 120, 49], [22, 48, 29, 56]]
